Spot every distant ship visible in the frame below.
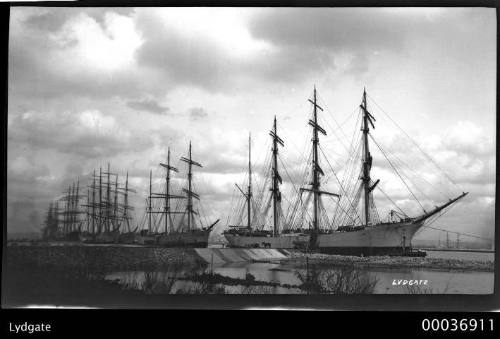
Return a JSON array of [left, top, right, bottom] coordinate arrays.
[[224, 87, 467, 255], [142, 143, 219, 248], [41, 164, 136, 244]]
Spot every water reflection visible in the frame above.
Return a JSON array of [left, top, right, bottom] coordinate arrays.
[[105, 261, 494, 295]]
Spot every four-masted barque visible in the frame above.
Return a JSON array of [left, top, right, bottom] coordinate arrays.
[[223, 87, 467, 255]]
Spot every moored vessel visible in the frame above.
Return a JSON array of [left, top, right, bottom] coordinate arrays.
[[147, 143, 218, 248], [224, 119, 308, 248]]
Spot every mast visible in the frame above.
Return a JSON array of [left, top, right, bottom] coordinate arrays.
[[165, 149, 170, 233], [106, 163, 110, 232], [270, 117, 284, 237], [311, 87, 320, 231], [247, 133, 252, 229], [124, 172, 130, 232], [360, 87, 376, 227], [113, 174, 118, 231], [302, 86, 338, 232], [54, 201, 59, 237], [180, 142, 202, 231], [159, 148, 180, 234], [87, 188, 90, 233], [99, 167, 102, 233], [187, 144, 193, 230], [233, 134, 253, 229], [75, 178, 80, 231], [149, 169, 152, 233], [92, 170, 96, 234], [70, 184, 75, 233]]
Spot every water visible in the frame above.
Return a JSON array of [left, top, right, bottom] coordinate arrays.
[[105, 250, 494, 294]]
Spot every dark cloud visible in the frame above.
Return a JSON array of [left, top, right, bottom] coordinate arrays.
[[248, 9, 409, 51], [23, 7, 135, 33], [8, 110, 154, 158], [127, 98, 169, 114]]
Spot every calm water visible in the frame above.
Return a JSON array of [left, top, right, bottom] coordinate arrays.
[[105, 250, 494, 294]]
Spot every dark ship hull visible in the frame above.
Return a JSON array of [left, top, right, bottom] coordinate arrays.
[[94, 230, 120, 244], [158, 229, 211, 248], [224, 233, 309, 249]]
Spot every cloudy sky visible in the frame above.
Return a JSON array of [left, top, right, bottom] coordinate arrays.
[[8, 7, 495, 243]]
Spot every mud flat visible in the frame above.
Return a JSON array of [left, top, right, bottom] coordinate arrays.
[[286, 251, 494, 272]]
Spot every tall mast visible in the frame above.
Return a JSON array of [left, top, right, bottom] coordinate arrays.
[[311, 87, 320, 231], [159, 148, 180, 233], [180, 142, 202, 231], [113, 174, 118, 231], [92, 170, 96, 234], [98, 167, 102, 234], [270, 117, 284, 237], [124, 172, 130, 232], [70, 183, 75, 232], [247, 133, 252, 229], [149, 169, 152, 233], [153, 148, 182, 234], [166, 149, 170, 233], [54, 201, 59, 236], [87, 187, 90, 233], [64, 184, 70, 235], [106, 163, 111, 232], [300, 87, 339, 245], [75, 178, 80, 231], [361, 88, 372, 227], [187, 144, 193, 230]]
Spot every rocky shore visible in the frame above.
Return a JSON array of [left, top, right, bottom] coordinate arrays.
[[286, 251, 494, 272]]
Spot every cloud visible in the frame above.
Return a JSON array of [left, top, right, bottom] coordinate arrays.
[[8, 109, 153, 158], [127, 98, 169, 114], [7, 7, 495, 243], [189, 107, 208, 120]]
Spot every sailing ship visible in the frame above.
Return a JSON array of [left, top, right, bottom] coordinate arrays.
[[144, 143, 219, 247], [223, 119, 309, 248], [83, 164, 135, 244], [41, 164, 136, 243], [41, 179, 86, 242], [225, 87, 467, 255]]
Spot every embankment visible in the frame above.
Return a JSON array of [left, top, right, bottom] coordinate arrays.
[[5, 244, 205, 271], [287, 251, 494, 272]]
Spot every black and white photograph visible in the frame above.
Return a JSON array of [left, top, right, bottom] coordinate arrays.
[[2, 5, 496, 308]]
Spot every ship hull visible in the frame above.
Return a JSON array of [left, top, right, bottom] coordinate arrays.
[[94, 231, 120, 244], [315, 221, 424, 255], [136, 234, 158, 245], [158, 230, 211, 248], [224, 233, 309, 249], [79, 232, 95, 243], [117, 232, 139, 244]]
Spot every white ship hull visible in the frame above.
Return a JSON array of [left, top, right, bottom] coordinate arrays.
[[224, 233, 309, 249], [225, 221, 423, 254], [314, 221, 424, 255]]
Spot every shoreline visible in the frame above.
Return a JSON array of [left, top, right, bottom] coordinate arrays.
[[285, 251, 494, 272], [5, 243, 493, 272]]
